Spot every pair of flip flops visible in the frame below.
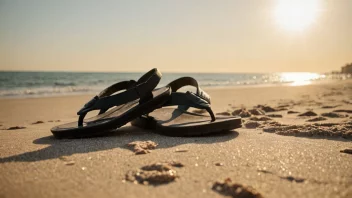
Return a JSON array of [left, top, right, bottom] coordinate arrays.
[[51, 69, 242, 138]]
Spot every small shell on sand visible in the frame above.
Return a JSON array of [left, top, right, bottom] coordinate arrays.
[[127, 141, 158, 155], [333, 109, 352, 113], [64, 161, 75, 166], [267, 114, 283, 118], [321, 112, 346, 118], [212, 178, 263, 198], [244, 121, 261, 129], [7, 126, 26, 130], [287, 110, 300, 114], [306, 117, 327, 122], [175, 149, 188, 153], [340, 148, 352, 154], [31, 121, 44, 124], [298, 111, 318, 117]]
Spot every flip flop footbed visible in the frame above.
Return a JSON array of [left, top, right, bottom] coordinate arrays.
[[131, 107, 242, 136]]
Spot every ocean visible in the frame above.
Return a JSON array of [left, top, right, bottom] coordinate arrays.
[[0, 71, 348, 98]]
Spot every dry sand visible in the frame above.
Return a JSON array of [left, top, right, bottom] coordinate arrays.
[[0, 81, 351, 198]]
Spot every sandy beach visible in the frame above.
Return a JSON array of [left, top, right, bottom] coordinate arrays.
[[0, 81, 351, 198]]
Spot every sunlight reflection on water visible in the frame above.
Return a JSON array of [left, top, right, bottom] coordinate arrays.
[[279, 72, 322, 86]]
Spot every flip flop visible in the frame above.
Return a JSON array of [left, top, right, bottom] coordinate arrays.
[[131, 77, 242, 136], [51, 68, 171, 138]]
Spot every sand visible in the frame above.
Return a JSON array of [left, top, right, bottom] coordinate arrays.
[[0, 81, 351, 198]]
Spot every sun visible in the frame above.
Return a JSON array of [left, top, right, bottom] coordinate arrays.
[[273, 0, 321, 32]]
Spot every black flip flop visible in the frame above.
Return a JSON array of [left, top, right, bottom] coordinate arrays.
[[51, 68, 171, 138], [131, 77, 242, 136]]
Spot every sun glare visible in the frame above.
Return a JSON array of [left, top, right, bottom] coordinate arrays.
[[273, 0, 321, 32], [280, 72, 321, 86]]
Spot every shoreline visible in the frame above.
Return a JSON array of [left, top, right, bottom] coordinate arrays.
[[1, 78, 350, 100]]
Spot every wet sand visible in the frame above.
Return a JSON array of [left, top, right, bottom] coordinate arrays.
[[0, 81, 351, 198]]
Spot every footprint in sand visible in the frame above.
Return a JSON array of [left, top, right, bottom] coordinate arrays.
[[212, 178, 263, 198], [125, 161, 184, 185]]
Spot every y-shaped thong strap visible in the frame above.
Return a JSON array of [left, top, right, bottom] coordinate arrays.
[[163, 77, 215, 121]]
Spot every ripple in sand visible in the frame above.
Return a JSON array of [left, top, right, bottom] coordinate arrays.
[[262, 123, 352, 139], [298, 111, 317, 117], [127, 141, 158, 155], [212, 178, 263, 198], [321, 112, 346, 118], [7, 126, 26, 130], [321, 105, 340, 109], [267, 114, 283, 118], [287, 110, 300, 114], [306, 117, 327, 122], [333, 109, 352, 114], [249, 116, 272, 121]]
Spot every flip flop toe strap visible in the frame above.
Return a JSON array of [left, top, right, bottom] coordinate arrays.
[[77, 68, 162, 127], [164, 77, 215, 121]]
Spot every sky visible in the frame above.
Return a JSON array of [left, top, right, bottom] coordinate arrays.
[[0, 0, 351, 73]]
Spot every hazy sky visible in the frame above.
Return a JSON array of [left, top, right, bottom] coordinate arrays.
[[0, 0, 351, 73]]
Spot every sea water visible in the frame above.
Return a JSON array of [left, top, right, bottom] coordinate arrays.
[[0, 71, 348, 98]]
